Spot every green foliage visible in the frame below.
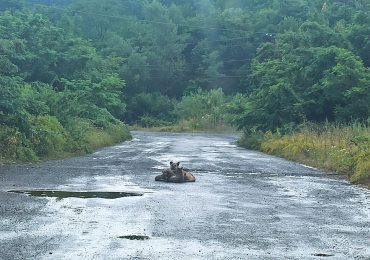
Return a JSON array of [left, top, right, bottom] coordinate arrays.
[[126, 92, 175, 126], [138, 115, 173, 128], [175, 88, 233, 131], [242, 123, 370, 185], [2, 0, 370, 165], [351, 159, 370, 184], [19, 83, 51, 116], [237, 130, 264, 150], [0, 0, 23, 11], [0, 8, 131, 162], [0, 125, 37, 162], [176, 88, 227, 121], [60, 76, 126, 124], [81, 121, 131, 152], [28, 115, 67, 156], [0, 76, 23, 116], [234, 43, 370, 131], [20, 0, 370, 129]]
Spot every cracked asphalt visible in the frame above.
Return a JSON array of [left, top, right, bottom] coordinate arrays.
[[1, 131, 370, 259]]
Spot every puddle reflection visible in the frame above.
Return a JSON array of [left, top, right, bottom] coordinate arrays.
[[8, 190, 143, 199]]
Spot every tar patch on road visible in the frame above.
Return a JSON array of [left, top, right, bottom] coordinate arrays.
[[117, 235, 150, 240], [8, 190, 143, 199]]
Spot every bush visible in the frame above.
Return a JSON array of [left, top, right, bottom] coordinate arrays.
[[126, 92, 175, 125], [138, 115, 172, 128], [62, 118, 130, 153], [0, 125, 38, 162], [28, 115, 68, 157], [83, 122, 131, 151], [237, 131, 264, 150], [63, 119, 93, 153], [174, 88, 233, 131], [176, 88, 227, 121], [351, 158, 370, 184]]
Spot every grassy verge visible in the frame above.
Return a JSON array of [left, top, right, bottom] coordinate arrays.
[[0, 120, 131, 164], [81, 122, 132, 152], [238, 123, 370, 186]]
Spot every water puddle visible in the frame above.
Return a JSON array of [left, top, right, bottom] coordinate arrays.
[[313, 253, 334, 257], [8, 190, 143, 199], [117, 235, 150, 240]]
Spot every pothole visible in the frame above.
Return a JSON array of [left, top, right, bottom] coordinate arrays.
[[8, 190, 143, 199], [313, 253, 334, 257], [117, 235, 150, 240]]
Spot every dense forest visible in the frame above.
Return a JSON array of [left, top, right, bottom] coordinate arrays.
[[0, 0, 369, 182]]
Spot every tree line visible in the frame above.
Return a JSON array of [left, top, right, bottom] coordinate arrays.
[[1, 0, 369, 160]]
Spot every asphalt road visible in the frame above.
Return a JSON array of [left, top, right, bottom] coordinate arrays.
[[1, 131, 370, 260]]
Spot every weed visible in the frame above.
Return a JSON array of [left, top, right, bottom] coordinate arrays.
[[239, 123, 370, 185]]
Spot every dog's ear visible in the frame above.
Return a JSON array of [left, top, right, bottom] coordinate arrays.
[[177, 162, 180, 166], [170, 161, 173, 166]]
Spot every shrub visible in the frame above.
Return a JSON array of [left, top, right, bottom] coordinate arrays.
[[63, 118, 93, 153], [237, 131, 264, 150], [0, 125, 38, 162], [351, 158, 370, 184], [28, 115, 68, 157], [126, 92, 175, 125], [138, 115, 172, 128], [83, 122, 131, 151], [174, 88, 233, 131], [176, 88, 227, 121]]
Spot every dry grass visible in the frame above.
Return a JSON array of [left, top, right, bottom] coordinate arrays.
[[242, 123, 370, 186]]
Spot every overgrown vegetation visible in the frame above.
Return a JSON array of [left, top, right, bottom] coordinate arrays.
[[173, 88, 233, 132], [239, 123, 370, 185], [130, 89, 235, 132], [0, 1, 369, 184], [0, 5, 131, 162]]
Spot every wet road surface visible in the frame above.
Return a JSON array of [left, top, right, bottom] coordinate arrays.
[[1, 131, 370, 259]]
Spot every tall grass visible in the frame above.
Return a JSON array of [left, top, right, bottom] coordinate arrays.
[[0, 119, 131, 163], [239, 123, 370, 186], [82, 122, 131, 152]]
